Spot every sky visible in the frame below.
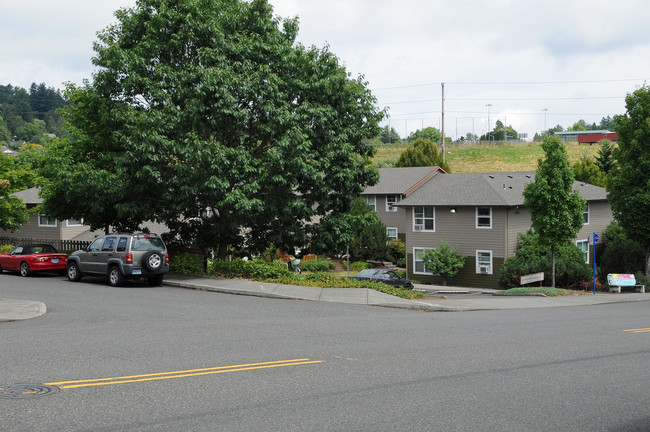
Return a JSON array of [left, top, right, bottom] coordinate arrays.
[[2, 0, 649, 140]]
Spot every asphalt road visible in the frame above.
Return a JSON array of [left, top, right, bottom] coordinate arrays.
[[2, 273, 649, 431]]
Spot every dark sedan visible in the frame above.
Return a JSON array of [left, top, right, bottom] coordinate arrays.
[[0, 244, 68, 277], [349, 268, 414, 290]]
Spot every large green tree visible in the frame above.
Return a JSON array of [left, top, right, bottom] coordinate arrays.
[[523, 135, 586, 287], [394, 138, 450, 171], [0, 153, 38, 230], [607, 85, 650, 277], [40, 0, 384, 257]]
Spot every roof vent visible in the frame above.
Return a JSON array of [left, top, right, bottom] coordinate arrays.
[[525, 174, 531, 178], [489, 175, 495, 179], [507, 175, 513, 178]]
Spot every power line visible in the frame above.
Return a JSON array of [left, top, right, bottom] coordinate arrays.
[[372, 78, 648, 91]]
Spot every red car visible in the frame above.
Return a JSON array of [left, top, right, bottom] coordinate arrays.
[[0, 244, 68, 277]]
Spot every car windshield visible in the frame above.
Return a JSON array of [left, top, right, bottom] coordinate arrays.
[[131, 236, 165, 251], [357, 269, 381, 277]]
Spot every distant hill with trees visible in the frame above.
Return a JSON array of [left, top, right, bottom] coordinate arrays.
[[0, 83, 68, 146]]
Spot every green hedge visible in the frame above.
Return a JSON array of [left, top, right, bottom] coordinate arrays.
[[301, 259, 335, 272]]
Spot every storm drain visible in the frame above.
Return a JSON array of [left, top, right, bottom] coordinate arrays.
[[0, 384, 60, 399]]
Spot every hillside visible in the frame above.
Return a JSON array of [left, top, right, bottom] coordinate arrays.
[[372, 141, 600, 173]]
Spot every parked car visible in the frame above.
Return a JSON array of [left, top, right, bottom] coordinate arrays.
[[349, 268, 414, 290], [0, 244, 68, 277], [66, 233, 169, 287]]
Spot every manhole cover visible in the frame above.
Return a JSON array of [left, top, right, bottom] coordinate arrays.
[[0, 384, 60, 399]]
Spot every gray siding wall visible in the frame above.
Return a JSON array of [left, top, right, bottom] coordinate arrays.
[[506, 207, 532, 257], [576, 200, 612, 240], [373, 194, 406, 234], [0, 215, 92, 241]]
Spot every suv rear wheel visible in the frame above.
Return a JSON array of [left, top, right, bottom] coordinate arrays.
[[67, 262, 82, 282], [108, 266, 125, 287]]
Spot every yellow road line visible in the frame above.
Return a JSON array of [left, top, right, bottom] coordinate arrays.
[[44, 358, 324, 389], [624, 328, 650, 333]]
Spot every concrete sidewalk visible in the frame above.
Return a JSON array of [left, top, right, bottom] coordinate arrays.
[[2, 275, 650, 322]]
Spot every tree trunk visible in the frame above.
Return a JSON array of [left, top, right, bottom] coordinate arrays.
[[216, 238, 230, 261], [646, 247, 650, 280], [551, 244, 556, 288]]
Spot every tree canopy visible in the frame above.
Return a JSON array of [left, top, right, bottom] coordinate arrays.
[[407, 127, 441, 143], [40, 0, 384, 257], [523, 135, 585, 287], [607, 85, 650, 277], [394, 138, 450, 172]]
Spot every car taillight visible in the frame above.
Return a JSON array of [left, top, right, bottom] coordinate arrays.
[[126, 253, 133, 264], [165, 253, 169, 263]]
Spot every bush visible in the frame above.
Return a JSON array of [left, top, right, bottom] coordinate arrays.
[[597, 222, 646, 284], [387, 239, 406, 264], [170, 252, 205, 275], [301, 259, 335, 272], [350, 261, 372, 271], [396, 258, 406, 268], [499, 230, 591, 289], [0, 244, 15, 254], [209, 258, 291, 280]]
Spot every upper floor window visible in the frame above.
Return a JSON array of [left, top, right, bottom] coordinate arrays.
[[38, 214, 57, 227], [583, 204, 590, 225], [363, 195, 376, 211], [476, 207, 492, 229], [413, 207, 435, 231], [386, 195, 399, 212]]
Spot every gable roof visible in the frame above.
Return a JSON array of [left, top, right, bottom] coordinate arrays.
[[11, 187, 42, 204], [397, 171, 608, 207], [362, 166, 445, 196]]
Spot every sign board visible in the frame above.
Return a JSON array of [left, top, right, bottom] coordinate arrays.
[[607, 274, 636, 286], [520, 272, 544, 285]]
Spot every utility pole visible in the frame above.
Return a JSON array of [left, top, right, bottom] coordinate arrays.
[[486, 104, 492, 141], [441, 83, 445, 163]]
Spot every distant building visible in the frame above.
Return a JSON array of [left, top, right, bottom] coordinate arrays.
[[554, 130, 618, 144]]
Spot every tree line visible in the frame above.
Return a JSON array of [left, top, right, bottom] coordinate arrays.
[[0, 83, 68, 146]]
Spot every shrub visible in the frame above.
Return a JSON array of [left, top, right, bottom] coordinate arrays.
[[170, 252, 205, 275], [396, 258, 406, 268], [499, 230, 591, 289], [0, 244, 15, 254], [421, 242, 466, 286], [301, 259, 335, 272], [350, 261, 371, 271], [387, 239, 406, 264], [209, 258, 291, 280], [597, 222, 646, 284]]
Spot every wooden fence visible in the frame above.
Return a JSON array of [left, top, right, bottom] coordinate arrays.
[[0, 237, 91, 253]]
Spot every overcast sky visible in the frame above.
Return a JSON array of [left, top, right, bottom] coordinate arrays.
[[2, 0, 648, 139]]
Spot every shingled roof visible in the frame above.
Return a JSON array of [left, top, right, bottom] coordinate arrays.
[[397, 171, 607, 207], [362, 166, 445, 196]]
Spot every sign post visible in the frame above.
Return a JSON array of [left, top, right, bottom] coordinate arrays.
[[589, 233, 599, 295]]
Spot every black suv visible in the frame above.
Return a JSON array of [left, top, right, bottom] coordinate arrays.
[[67, 233, 169, 287]]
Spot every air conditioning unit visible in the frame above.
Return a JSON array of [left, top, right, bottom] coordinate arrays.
[[479, 266, 489, 273], [414, 225, 423, 231]]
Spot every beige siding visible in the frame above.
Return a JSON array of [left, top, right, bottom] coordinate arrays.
[[576, 200, 612, 240], [374, 194, 406, 234], [506, 208, 532, 257]]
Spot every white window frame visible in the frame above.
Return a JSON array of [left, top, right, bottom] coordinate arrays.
[[413, 207, 435, 232], [38, 214, 57, 227], [576, 239, 589, 264], [66, 218, 84, 227], [583, 203, 590, 225], [363, 195, 376, 211], [385, 195, 399, 212], [476, 250, 493, 275], [386, 227, 398, 242], [476, 207, 492, 229], [413, 247, 434, 275]]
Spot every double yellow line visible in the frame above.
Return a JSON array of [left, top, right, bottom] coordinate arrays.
[[44, 358, 324, 390], [624, 328, 650, 333]]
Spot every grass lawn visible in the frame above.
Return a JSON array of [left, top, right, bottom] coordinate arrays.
[[372, 140, 601, 173]]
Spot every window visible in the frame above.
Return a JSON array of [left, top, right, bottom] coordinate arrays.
[[101, 237, 117, 252], [386, 195, 399, 212], [386, 227, 398, 242], [88, 238, 103, 252], [413, 207, 435, 231], [413, 247, 433, 274], [583, 204, 590, 225], [66, 218, 83, 227], [476, 250, 493, 274], [116, 237, 129, 252], [576, 240, 589, 264], [476, 207, 492, 229], [38, 214, 57, 227], [363, 195, 376, 211]]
